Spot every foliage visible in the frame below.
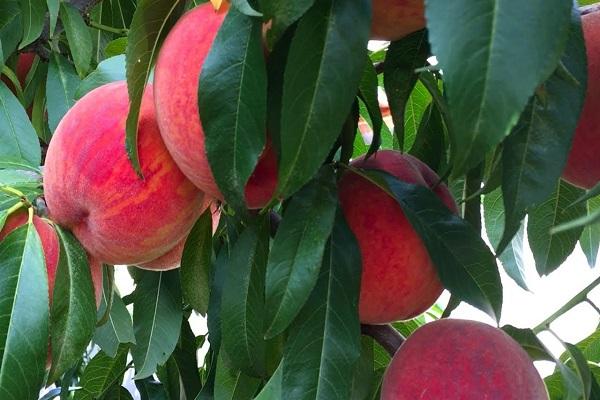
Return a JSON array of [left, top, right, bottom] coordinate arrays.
[[0, 0, 599, 399]]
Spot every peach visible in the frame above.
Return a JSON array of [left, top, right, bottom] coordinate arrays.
[[562, 11, 600, 189], [154, 3, 278, 209], [1, 52, 35, 92], [370, 0, 425, 41], [381, 319, 548, 399], [43, 81, 208, 266], [338, 151, 457, 324], [138, 201, 222, 271], [0, 210, 103, 306], [0, 210, 103, 370]]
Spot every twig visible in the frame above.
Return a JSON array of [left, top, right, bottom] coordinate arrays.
[[361, 324, 405, 356], [533, 275, 600, 333]]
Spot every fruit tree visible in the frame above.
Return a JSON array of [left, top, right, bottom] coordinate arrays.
[[1, 0, 600, 399]]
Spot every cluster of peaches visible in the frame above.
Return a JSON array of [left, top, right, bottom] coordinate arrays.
[[2, 1, 600, 398]]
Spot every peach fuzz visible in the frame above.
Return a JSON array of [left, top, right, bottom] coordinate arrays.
[[562, 11, 600, 189], [381, 319, 547, 399], [43, 81, 208, 266], [154, 3, 278, 209], [370, 0, 425, 41], [338, 151, 457, 324]]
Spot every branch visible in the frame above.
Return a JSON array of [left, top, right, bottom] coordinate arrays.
[[533, 275, 600, 333], [361, 324, 405, 356]]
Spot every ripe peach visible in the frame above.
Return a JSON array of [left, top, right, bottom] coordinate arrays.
[[370, 0, 425, 41], [1, 52, 35, 92], [43, 81, 208, 266], [381, 319, 548, 399], [154, 3, 278, 209], [138, 201, 222, 271], [562, 11, 600, 189], [0, 210, 103, 306], [338, 151, 457, 324]]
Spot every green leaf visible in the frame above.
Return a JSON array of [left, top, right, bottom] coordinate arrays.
[[383, 30, 430, 148], [181, 209, 213, 315], [581, 197, 600, 267], [93, 277, 135, 358], [0, 81, 40, 168], [168, 322, 202, 399], [276, 0, 370, 198], [46, 52, 80, 133], [483, 188, 529, 290], [0, 2, 23, 62], [371, 171, 503, 321], [358, 56, 382, 157], [19, 0, 45, 49], [46, 0, 59, 36], [221, 217, 269, 377], [75, 55, 126, 99], [426, 0, 573, 175], [265, 168, 337, 338], [156, 356, 181, 400], [565, 343, 592, 400], [281, 209, 362, 400], [261, 0, 315, 47], [200, 8, 267, 210], [409, 102, 445, 173], [501, 326, 554, 362], [125, 0, 184, 176], [402, 81, 431, 151], [131, 269, 183, 379], [528, 181, 586, 275], [136, 378, 169, 400], [60, 2, 93, 77], [498, 7, 587, 254], [350, 337, 375, 400], [102, 386, 134, 400], [213, 352, 261, 400], [230, 0, 262, 16], [105, 37, 128, 57], [74, 345, 129, 400], [49, 227, 98, 382], [0, 224, 48, 399], [254, 362, 282, 400]]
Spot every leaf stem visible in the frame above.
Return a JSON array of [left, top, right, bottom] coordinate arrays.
[[96, 265, 115, 327], [585, 298, 600, 316], [5, 201, 25, 217], [0, 66, 25, 104], [533, 275, 600, 334], [462, 163, 483, 233], [0, 185, 25, 198], [88, 20, 128, 35], [361, 324, 405, 356]]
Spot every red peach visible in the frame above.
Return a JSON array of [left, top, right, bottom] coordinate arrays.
[[381, 319, 548, 399], [562, 11, 600, 189], [0, 210, 103, 307], [338, 151, 457, 324], [43, 81, 208, 266], [1, 52, 35, 92], [370, 0, 425, 41], [154, 3, 278, 209]]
